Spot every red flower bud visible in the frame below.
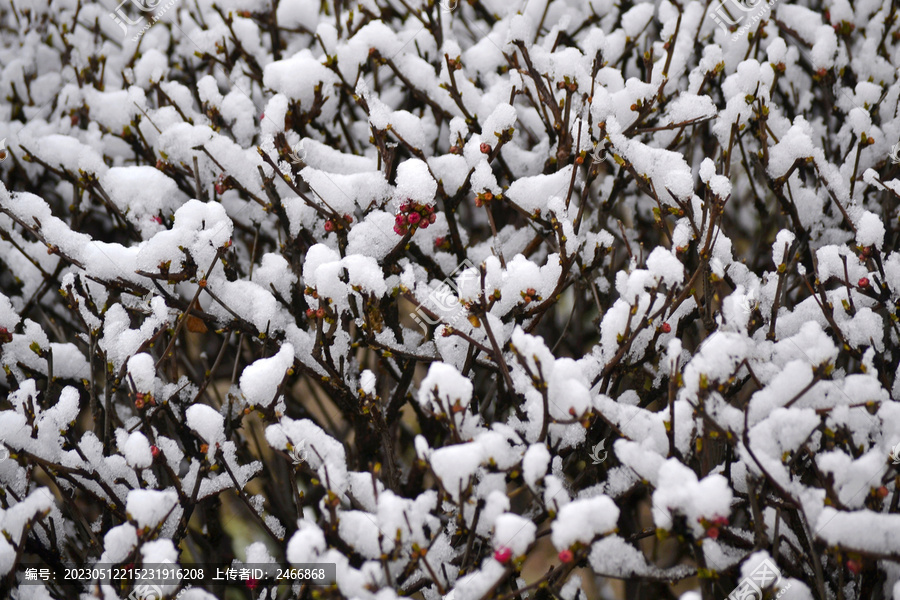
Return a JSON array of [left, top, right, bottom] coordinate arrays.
[[306, 308, 315, 318], [150, 445, 160, 460], [847, 559, 862, 575], [480, 142, 491, 154], [420, 219, 430, 229], [324, 220, 334, 232], [493, 547, 512, 563], [408, 212, 421, 225], [344, 214, 353, 223], [316, 308, 325, 319], [706, 527, 719, 539], [660, 323, 671, 333], [858, 277, 870, 288], [558, 549, 573, 563], [428, 213, 436, 223]]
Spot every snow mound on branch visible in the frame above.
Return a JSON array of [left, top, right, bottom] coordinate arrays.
[[126, 489, 177, 530], [240, 343, 294, 408], [185, 404, 225, 458], [550, 495, 619, 550]]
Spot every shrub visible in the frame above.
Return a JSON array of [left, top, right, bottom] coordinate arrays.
[[1, 0, 900, 599]]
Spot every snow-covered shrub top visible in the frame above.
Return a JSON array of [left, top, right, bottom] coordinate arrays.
[[1, 0, 900, 599]]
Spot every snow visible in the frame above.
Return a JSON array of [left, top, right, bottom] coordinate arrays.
[[140, 537, 178, 564], [127, 353, 156, 394], [338, 511, 383, 558], [0, 489, 54, 567], [766, 122, 817, 180], [418, 362, 474, 423], [493, 513, 535, 557], [550, 495, 619, 549], [126, 489, 178, 530], [265, 417, 349, 494], [286, 521, 327, 564], [856, 210, 885, 250], [185, 404, 226, 454], [506, 166, 574, 214], [481, 104, 517, 140], [377, 490, 437, 547], [547, 358, 592, 419], [651, 460, 732, 536], [262, 49, 339, 108], [663, 94, 716, 124], [621, 3, 654, 39], [240, 343, 295, 408], [646, 247, 684, 287], [359, 370, 377, 395], [3, 1, 900, 596], [133, 49, 169, 86], [122, 432, 153, 469], [100, 166, 184, 238], [394, 159, 437, 205], [609, 125, 692, 208], [522, 443, 550, 489], [0, 293, 20, 331], [772, 229, 795, 266], [252, 253, 297, 301], [815, 506, 900, 555], [429, 442, 484, 502], [590, 535, 694, 579], [100, 524, 138, 563]]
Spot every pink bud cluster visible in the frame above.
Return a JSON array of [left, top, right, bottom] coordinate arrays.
[[394, 200, 436, 236], [214, 173, 228, 195], [324, 214, 353, 233], [699, 515, 729, 540]]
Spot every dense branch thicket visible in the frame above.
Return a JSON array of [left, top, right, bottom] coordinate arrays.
[[2, 0, 900, 599]]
